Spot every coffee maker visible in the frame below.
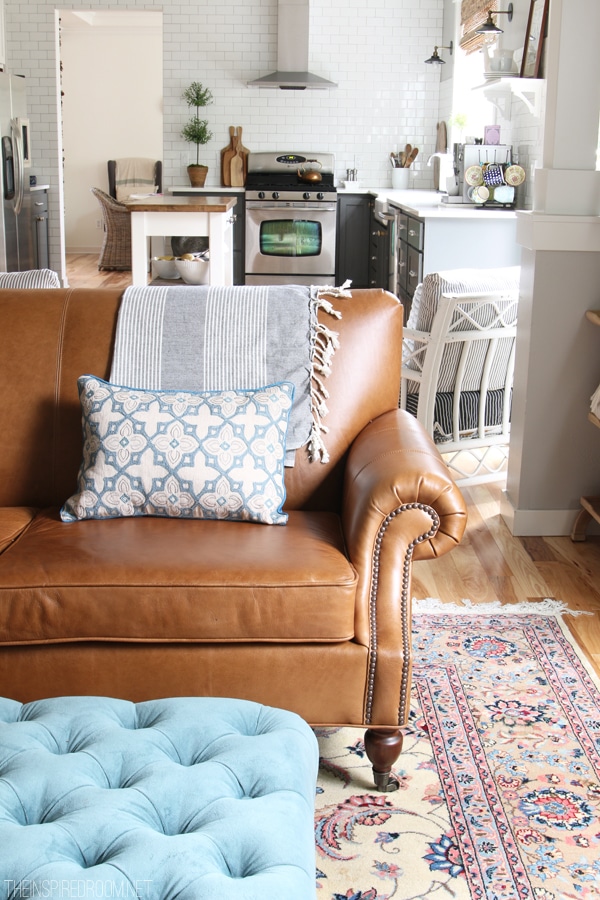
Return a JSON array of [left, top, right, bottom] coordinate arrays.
[[446, 142, 514, 205]]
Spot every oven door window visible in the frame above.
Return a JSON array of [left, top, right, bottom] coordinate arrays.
[[259, 219, 321, 257]]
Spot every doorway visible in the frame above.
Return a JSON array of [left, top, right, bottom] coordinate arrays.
[[57, 10, 162, 282]]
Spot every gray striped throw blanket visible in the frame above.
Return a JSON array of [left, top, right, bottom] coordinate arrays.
[[110, 284, 343, 464]]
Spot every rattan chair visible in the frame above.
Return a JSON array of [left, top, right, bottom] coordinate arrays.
[[91, 187, 131, 271]]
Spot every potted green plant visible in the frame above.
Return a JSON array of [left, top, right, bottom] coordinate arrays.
[[181, 81, 214, 187]]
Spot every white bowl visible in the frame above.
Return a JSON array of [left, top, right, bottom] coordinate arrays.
[[175, 257, 210, 285], [152, 257, 180, 279]]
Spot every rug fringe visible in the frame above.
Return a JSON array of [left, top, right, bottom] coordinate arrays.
[[412, 597, 593, 617]]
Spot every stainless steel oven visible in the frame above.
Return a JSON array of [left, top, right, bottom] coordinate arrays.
[[245, 151, 337, 285]]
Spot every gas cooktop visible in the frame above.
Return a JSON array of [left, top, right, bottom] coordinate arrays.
[[245, 151, 337, 201]]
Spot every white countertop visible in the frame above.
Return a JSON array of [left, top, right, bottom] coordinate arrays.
[[338, 186, 518, 220], [170, 185, 518, 220]]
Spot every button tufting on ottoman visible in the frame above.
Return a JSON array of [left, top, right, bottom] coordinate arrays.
[[0, 696, 319, 899]]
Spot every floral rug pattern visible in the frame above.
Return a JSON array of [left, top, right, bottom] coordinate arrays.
[[314, 612, 600, 900]]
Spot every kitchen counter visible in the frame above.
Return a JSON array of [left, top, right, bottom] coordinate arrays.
[[169, 186, 244, 194], [171, 184, 517, 219], [336, 187, 520, 306], [338, 187, 518, 220], [125, 195, 237, 213]]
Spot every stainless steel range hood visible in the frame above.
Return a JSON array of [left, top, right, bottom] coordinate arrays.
[[247, 0, 337, 90]]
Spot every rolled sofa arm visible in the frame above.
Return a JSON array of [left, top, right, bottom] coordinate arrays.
[[343, 407, 467, 564], [341, 407, 467, 726]]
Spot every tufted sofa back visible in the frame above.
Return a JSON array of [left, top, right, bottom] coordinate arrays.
[[0, 287, 403, 512]]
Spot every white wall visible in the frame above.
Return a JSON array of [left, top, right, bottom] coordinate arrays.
[[503, 0, 600, 536], [60, 11, 163, 252]]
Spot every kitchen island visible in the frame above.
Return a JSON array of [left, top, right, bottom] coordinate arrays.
[[336, 187, 520, 313], [169, 187, 246, 284], [124, 195, 237, 287]]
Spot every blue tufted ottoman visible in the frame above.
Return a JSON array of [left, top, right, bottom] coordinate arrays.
[[0, 696, 319, 899]]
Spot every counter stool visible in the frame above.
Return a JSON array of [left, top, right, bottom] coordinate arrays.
[[0, 695, 318, 898]]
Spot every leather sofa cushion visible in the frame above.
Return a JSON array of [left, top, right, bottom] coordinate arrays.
[[0, 508, 37, 554], [0, 509, 357, 644]]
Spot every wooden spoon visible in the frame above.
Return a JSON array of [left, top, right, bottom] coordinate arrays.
[[405, 147, 419, 168]]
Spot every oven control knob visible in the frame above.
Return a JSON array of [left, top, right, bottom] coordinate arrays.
[[317, 192, 325, 200], [258, 191, 265, 200], [272, 191, 280, 200], [303, 192, 311, 200]]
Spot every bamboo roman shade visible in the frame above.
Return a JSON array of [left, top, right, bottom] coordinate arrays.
[[460, 0, 494, 54]]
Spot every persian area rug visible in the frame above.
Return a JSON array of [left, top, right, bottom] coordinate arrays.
[[315, 602, 600, 900]]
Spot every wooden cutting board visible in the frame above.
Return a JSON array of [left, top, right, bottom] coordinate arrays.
[[220, 127, 236, 187], [221, 126, 250, 187], [230, 131, 244, 187], [236, 126, 249, 183]]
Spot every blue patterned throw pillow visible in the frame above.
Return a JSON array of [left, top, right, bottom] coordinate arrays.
[[61, 376, 294, 525]]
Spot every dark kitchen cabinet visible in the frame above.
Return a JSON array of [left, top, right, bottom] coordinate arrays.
[[368, 202, 389, 289], [336, 193, 370, 288], [31, 188, 49, 270], [394, 209, 423, 322], [172, 189, 245, 285], [230, 191, 245, 285]]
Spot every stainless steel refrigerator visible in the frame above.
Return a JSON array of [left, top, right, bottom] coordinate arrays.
[[0, 72, 34, 271]]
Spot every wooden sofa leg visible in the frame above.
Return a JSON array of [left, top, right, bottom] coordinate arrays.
[[364, 728, 404, 792]]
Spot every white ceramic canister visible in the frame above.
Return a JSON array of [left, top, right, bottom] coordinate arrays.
[[392, 168, 410, 189]]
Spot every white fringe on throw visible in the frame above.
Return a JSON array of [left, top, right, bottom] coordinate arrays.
[[317, 278, 353, 300], [412, 597, 592, 617], [307, 286, 345, 463]]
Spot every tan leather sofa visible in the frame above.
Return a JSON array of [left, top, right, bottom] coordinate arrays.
[[0, 287, 467, 790]]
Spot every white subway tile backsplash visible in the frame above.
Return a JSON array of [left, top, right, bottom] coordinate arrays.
[[4, 0, 543, 265]]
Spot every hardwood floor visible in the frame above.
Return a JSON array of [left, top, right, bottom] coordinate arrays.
[[65, 253, 600, 679], [65, 253, 133, 290], [412, 480, 600, 678]]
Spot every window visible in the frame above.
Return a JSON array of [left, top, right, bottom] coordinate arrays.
[[460, 0, 493, 54]]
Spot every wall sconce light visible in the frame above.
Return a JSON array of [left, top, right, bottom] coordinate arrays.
[[475, 3, 514, 35], [424, 41, 453, 64]]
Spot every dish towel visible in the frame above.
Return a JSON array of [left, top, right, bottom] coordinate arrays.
[[110, 283, 345, 464], [115, 158, 157, 201]]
